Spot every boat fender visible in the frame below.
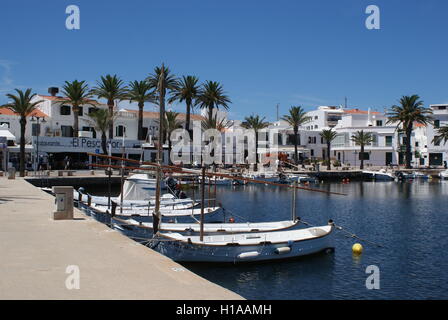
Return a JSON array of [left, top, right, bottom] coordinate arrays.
[[229, 217, 235, 223], [275, 247, 291, 254], [237, 251, 260, 259]]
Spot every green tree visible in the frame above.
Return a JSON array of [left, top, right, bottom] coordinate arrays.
[[146, 64, 179, 157], [60, 80, 94, 137], [1, 89, 43, 176], [127, 80, 156, 141], [320, 129, 338, 170], [168, 75, 200, 136], [164, 111, 182, 164], [386, 95, 432, 168], [88, 108, 115, 155], [281, 106, 311, 165], [241, 114, 269, 170], [91, 75, 128, 139], [350, 130, 374, 170], [433, 125, 448, 146], [196, 80, 231, 122], [201, 114, 232, 132]]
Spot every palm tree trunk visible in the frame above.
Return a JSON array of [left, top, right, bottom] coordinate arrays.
[[158, 93, 165, 162], [186, 100, 191, 138], [108, 99, 114, 139], [254, 133, 259, 171], [360, 144, 365, 170], [73, 105, 79, 138], [294, 127, 299, 165], [327, 142, 331, 170], [138, 102, 144, 140], [101, 131, 107, 155], [405, 126, 413, 169], [19, 116, 26, 177], [208, 105, 213, 123]]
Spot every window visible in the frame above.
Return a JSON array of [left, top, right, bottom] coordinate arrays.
[[116, 125, 126, 137], [320, 137, 324, 144], [314, 116, 318, 120], [434, 120, 440, 128], [78, 106, 83, 117], [82, 126, 96, 138], [385, 136, 393, 147], [32, 123, 40, 136], [439, 106, 446, 110], [415, 141, 419, 147], [61, 125, 73, 137], [0, 122, 9, 128], [60, 105, 71, 115], [88, 107, 98, 115], [376, 120, 383, 127], [310, 149, 314, 156], [359, 152, 370, 160]]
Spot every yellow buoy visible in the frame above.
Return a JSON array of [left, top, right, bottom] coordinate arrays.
[[352, 243, 363, 255]]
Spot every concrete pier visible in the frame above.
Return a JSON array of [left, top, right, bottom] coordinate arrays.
[[0, 178, 243, 300]]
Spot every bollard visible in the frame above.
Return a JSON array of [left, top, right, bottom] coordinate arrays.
[[7, 167, 16, 180], [87, 194, 92, 207], [52, 186, 74, 220], [90, 170, 94, 176], [58, 170, 63, 177]]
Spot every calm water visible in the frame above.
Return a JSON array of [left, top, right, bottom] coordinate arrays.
[[87, 181, 448, 299]]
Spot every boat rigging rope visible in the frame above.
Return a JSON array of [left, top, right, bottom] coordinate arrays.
[[298, 218, 385, 248]]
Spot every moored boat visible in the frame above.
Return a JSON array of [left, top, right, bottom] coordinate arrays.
[[149, 222, 334, 263], [363, 169, 395, 181]]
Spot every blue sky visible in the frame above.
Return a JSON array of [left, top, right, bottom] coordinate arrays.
[[1, 0, 447, 121]]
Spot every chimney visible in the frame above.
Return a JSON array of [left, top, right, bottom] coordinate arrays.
[[48, 87, 59, 96]]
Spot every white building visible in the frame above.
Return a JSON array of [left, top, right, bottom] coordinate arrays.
[[425, 104, 448, 167]]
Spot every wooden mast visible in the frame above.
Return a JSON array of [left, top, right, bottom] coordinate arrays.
[[200, 166, 206, 241]]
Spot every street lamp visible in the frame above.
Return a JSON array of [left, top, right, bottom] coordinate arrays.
[[31, 116, 46, 174]]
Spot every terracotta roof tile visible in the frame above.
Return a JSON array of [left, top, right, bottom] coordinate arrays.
[[123, 109, 205, 121], [343, 109, 380, 115], [0, 107, 48, 117]]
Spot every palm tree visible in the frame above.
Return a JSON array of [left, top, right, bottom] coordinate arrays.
[[350, 130, 374, 169], [281, 106, 311, 165], [60, 80, 94, 137], [163, 111, 182, 164], [91, 75, 128, 139], [1, 89, 43, 176], [386, 95, 432, 169], [127, 80, 155, 141], [241, 114, 269, 170], [196, 80, 231, 122], [433, 125, 448, 146], [146, 64, 179, 156], [201, 114, 232, 132], [168, 75, 200, 136], [320, 129, 338, 170], [88, 109, 115, 155]]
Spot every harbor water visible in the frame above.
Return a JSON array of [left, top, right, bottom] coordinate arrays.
[[86, 180, 448, 299]]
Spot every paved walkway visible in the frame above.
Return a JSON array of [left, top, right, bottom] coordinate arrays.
[[0, 178, 243, 300]]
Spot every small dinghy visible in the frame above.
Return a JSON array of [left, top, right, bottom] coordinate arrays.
[[149, 222, 334, 263], [440, 170, 448, 180]]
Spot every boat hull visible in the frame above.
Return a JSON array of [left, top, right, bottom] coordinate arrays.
[[150, 230, 334, 263]]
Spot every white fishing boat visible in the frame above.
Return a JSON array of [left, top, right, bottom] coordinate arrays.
[[362, 169, 395, 181], [440, 170, 448, 180], [243, 172, 278, 183], [90, 203, 221, 218], [150, 223, 334, 262], [204, 176, 232, 185], [111, 216, 299, 239], [296, 175, 318, 184], [74, 189, 195, 209]]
